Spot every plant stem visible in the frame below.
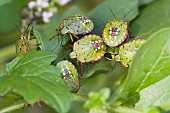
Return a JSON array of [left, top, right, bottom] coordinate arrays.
[[0, 44, 16, 74], [0, 94, 87, 113], [73, 93, 88, 102], [0, 44, 16, 60], [0, 102, 25, 113]]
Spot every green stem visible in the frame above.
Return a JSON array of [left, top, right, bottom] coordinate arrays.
[[0, 44, 16, 74], [0, 102, 25, 113], [0, 94, 87, 113], [73, 93, 88, 102], [0, 44, 16, 60]]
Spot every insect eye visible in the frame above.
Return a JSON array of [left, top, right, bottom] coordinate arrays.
[[22, 36, 25, 39]]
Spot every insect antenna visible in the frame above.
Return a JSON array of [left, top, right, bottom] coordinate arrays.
[[14, 24, 22, 33], [49, 34, 59, 41], [108, 6, 117, 19], [122, 9, 134, 20], [49, 29, 61, 41], [23, 22, 32, 36], [52, 37, 70, 62], [52, 34, 66, 52], [23, 19, 35, 37]]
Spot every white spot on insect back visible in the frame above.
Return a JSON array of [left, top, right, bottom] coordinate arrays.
[[98, 47, 101, 50], [115, 32, 119, 35], [63, 73, 66, 76]]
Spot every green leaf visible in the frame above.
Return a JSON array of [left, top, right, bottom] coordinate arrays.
[[84, 88, 110, 113], [142, 106, 160, 113], [0, 75, 72, 113], [0, 0, 12, 7], [0, 51, 72, 113], [113, 106, 160, 113], [131, 0, 170, 38], [113, 106, 142, 113], [0, 0, 28, 34], [80, 59, 116, 78], [88, 0, 139, 36], [138, 0, 155, 6], [6, 51, 58, 76], [6, 56, 20, 72], [110, 28, 170, 105], [78, 62, 127, 95], [136, 75, 170, 111], [84, 88, 110, 109]]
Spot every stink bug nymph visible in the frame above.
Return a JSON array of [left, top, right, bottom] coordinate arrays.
[[16, 32, 30, 56], [69, 34, 107, 63], [51, 14, 94, 41], [16, 23, 37, 56], [59, 14, 94, 35], [56, 60, 79, 92], [114, 38, 145, 68], [102, 7, 133, 47]]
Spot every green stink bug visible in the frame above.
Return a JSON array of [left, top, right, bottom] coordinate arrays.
[[16, 23, 38, 56], [56, 60, 79, 92], [51, 14, 94, 41], [59, 14, 94, 35], [16, 31, 31, 56], [102, 8, 133, 47], [114, 38, 145, 67], [69, 34, 107, 63]]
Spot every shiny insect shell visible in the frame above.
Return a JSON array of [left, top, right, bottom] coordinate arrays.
[[59, 14, 94, 35], [102, 19, 128, 47], [114, 38, 145, 68], [56, 60, 79, 92], [69, 34, 107, 63]]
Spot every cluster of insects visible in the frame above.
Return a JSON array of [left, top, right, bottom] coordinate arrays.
[[16, 10, 146, 92]]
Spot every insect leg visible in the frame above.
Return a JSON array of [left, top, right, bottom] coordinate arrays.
[[52, 34, 67, 53], [28, 26, 36, 40], [49, 34, 58, 41], [26, 31, 31, 52], [69, 34, 74, 42], [52, 36, 62, 53], [72, 34, 79, 40], [14, 23, 21, 33]]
